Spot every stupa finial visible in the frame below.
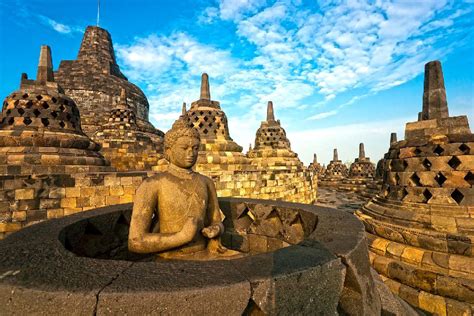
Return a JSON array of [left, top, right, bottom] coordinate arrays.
[[200, 73, 211, 100], [390, 132, 397, 145], [182, 102, 187, 115], [267, 101, 275, 121], [36, 45, 54, 83], [359, 143, 365, 159], [421, 60, 449, 120], [333, 148, 338, 161]]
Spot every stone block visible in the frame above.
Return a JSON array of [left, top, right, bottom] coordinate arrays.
[[0, 222, 21, 233], [418, 291, 447, 316], [65, 187, 81, 198], [15, 188, 35, 200], [60, 197, 77, 208], [47, 209, 64, 219], [110, 185, 124, 196]]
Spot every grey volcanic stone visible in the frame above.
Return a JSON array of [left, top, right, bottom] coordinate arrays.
[[0, 198, 382, 315], [231, 244, 345, 315], [97, 259, 250, 315]]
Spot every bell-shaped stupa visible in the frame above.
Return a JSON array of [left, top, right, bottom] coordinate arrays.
[[0, 45, 110, 175]]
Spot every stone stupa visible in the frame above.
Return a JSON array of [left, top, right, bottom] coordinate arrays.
[[308, 153, 323, 175], [92, 89, 164, 171], [55, 26, 163, 140], [349, 143, 375, 179], [0, 45, 111, 175], [357, 60, 474, 315], [247, 101, 303, 170], [184, 73, 250, 173], [322, 148, 349, 182]]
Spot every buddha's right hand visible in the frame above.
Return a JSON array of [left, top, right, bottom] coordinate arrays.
[[179, 217, 199, 243]]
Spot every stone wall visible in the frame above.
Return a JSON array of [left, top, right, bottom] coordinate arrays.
[[0, 168, 316, 238]]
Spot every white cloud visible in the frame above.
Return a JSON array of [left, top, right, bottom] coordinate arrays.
[[218, 0, 267, 21], [307, 110, 338, 120], [115, 0, 473, 159], [38, 15, 81, 34]]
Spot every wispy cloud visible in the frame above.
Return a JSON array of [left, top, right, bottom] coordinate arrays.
[[38, 15, 74, 34], [308, 110, 338, 120], [116, 0, 473, 154]]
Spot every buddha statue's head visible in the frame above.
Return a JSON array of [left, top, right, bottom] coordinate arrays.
[[164, 116, 201, 169]]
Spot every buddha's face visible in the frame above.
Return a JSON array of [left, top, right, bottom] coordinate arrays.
[[167, 136, 200, 169]]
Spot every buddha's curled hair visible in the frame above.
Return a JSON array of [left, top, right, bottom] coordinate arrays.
[[164, 115, 200, 153]]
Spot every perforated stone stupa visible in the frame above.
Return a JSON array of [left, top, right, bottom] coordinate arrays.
[[247, 101, 303, 170], [55, 26, 163, 141], [184, 73, 250, 173], [92, 89, 164, 171], [0, 45, 110, 175], [356, 60, 474, 315], [349, 143, 375, 179], [308, 153, 323, 175], [322, 148, 349, 182]]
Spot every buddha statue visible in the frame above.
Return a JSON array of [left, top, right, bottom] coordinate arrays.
[[128, 116, 238, 260]]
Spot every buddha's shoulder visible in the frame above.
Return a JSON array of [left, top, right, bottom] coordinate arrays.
[[139, 173, 168, 186], [194, 172, 214, 185]]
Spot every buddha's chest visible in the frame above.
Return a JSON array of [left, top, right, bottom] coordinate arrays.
[[157, 176, 208, 232]]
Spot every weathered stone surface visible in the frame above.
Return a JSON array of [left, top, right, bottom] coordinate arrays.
[[55, 26, 162, 139], [0, 199, 379, 315], [357, 60, 474, 314]]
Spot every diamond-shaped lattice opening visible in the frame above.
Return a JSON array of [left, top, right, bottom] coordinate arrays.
[[199, 111, 204, 115], [7, 117, 14, 125], [25, 100, 33, 108], [59, 105, 66, 112], [33, 109, 41, 117], [414, 148, 422, 156], [459, 143, 470, 155], [208, 123, 212, 127], [41, 102, 49, 109], [22, 93, 28, 98], [13, 100, 19, 106], [434, 145, 444, 155], [41, 118, 49, 127], [17, 108, 25, 115], [213, 129, 218, 134], [422, 158, 432, 170], [451, 189, 464, 204], [410, 173, 421, 186], [59, 121, 65, 128], [423, 189, 432, 202], [51, 111, 58, 118], [204, 116, 208, 122], [6, 109, 11, 115], [448, 156, 461, 170], [63, 99, 69, 106], [193, 115, 199, 121], [402, 160, 408, 171], [198, 122, 204, 128], [435, 172, 447, 186], [464, 172, 474, 186], [401, 188, 409, 200], [51, 97, 57, 103], [203, 128, 208, 134], [23, 117, 32, 125], [36, 95, 43, 101]]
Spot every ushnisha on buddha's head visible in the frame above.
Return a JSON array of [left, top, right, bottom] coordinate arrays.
[[164, 116, 200, 169]]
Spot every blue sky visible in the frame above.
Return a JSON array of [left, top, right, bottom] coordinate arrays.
[[1, 0, 473, 165]]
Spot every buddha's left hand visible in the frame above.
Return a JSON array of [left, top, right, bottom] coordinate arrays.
[[201, 223, 223, 238]]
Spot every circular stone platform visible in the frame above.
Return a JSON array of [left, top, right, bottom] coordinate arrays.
[[0, 198, 381, 315]]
